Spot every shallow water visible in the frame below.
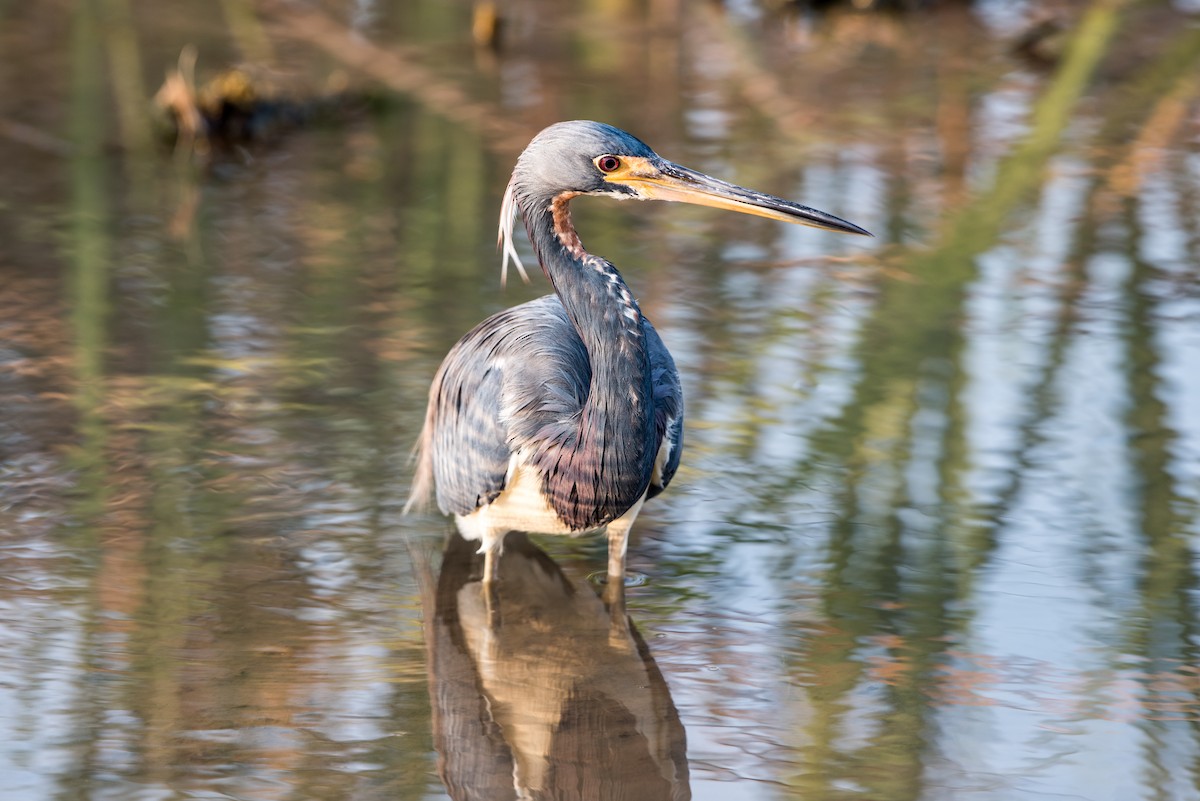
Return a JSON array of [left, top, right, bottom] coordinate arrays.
[[3, 1, 1200, 799]]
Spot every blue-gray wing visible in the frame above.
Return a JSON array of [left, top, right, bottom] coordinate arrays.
[[406, 296, 589, 517], [644, 317, 683, 499]]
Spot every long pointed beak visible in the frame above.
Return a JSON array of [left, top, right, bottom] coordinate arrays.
[[607, 158, 872, 237]]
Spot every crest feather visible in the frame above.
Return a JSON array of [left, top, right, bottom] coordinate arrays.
[[497, 179, 531, 288]]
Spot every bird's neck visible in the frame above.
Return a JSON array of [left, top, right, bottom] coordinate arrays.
[[526, 195, 649, 392], [522, 193, 657, 528]]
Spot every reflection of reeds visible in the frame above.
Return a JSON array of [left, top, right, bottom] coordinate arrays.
[[99, 0, 153, 157], [935, 0, 1126, 261], [220, 0, 274, 63], [777, 1, 1150, 795], [1105, 31, 1200, 200], [68, 0, 112, 500], [64, 3, 116, 795], [1118, 199, 1200, 760], [267, 5, 532, 153], [958, 20, 1200, 564]]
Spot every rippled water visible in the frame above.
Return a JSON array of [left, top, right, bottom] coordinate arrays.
[[3, 1, 1200, 799]]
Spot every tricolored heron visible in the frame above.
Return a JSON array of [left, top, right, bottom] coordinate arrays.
[[407, 120, 869, 586]]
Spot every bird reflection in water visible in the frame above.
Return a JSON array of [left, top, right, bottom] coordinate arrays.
[[421, 531, 690, 801]]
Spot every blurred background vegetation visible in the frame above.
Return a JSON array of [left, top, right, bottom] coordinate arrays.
[[2, 0, 1200, 799]]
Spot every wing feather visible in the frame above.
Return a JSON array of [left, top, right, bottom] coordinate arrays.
[[644, 318, 683, 499], [407, 296, 588, 516]]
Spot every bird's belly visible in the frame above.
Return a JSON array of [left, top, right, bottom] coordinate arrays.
[[455, 462, 590, 541]]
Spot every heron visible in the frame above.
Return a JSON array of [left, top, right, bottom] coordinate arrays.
[[407, 120, 869, 587]]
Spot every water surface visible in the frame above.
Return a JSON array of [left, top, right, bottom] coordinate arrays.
[[2, 1, 1200, 799]]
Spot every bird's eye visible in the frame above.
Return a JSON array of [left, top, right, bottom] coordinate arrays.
[[597, 155, 621, 173]]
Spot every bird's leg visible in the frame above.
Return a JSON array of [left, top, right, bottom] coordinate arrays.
[[606, 524, 628, 588], [603, 497, 642, 597], [479, 529, 507, 584], [483, 546, 497, 584], [481, 533, 504, 629], [484, 578, 500, 630], [603, 520, 632, 633]]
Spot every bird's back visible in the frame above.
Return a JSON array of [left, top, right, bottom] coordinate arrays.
[[407, 294, 682, 529]]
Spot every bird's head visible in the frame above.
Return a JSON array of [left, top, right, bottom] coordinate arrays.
[[499, 120, 870, 284], [510, 120, 658, 200]]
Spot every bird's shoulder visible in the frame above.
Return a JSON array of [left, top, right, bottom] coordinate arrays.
[[443, 294, 589, 403]]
